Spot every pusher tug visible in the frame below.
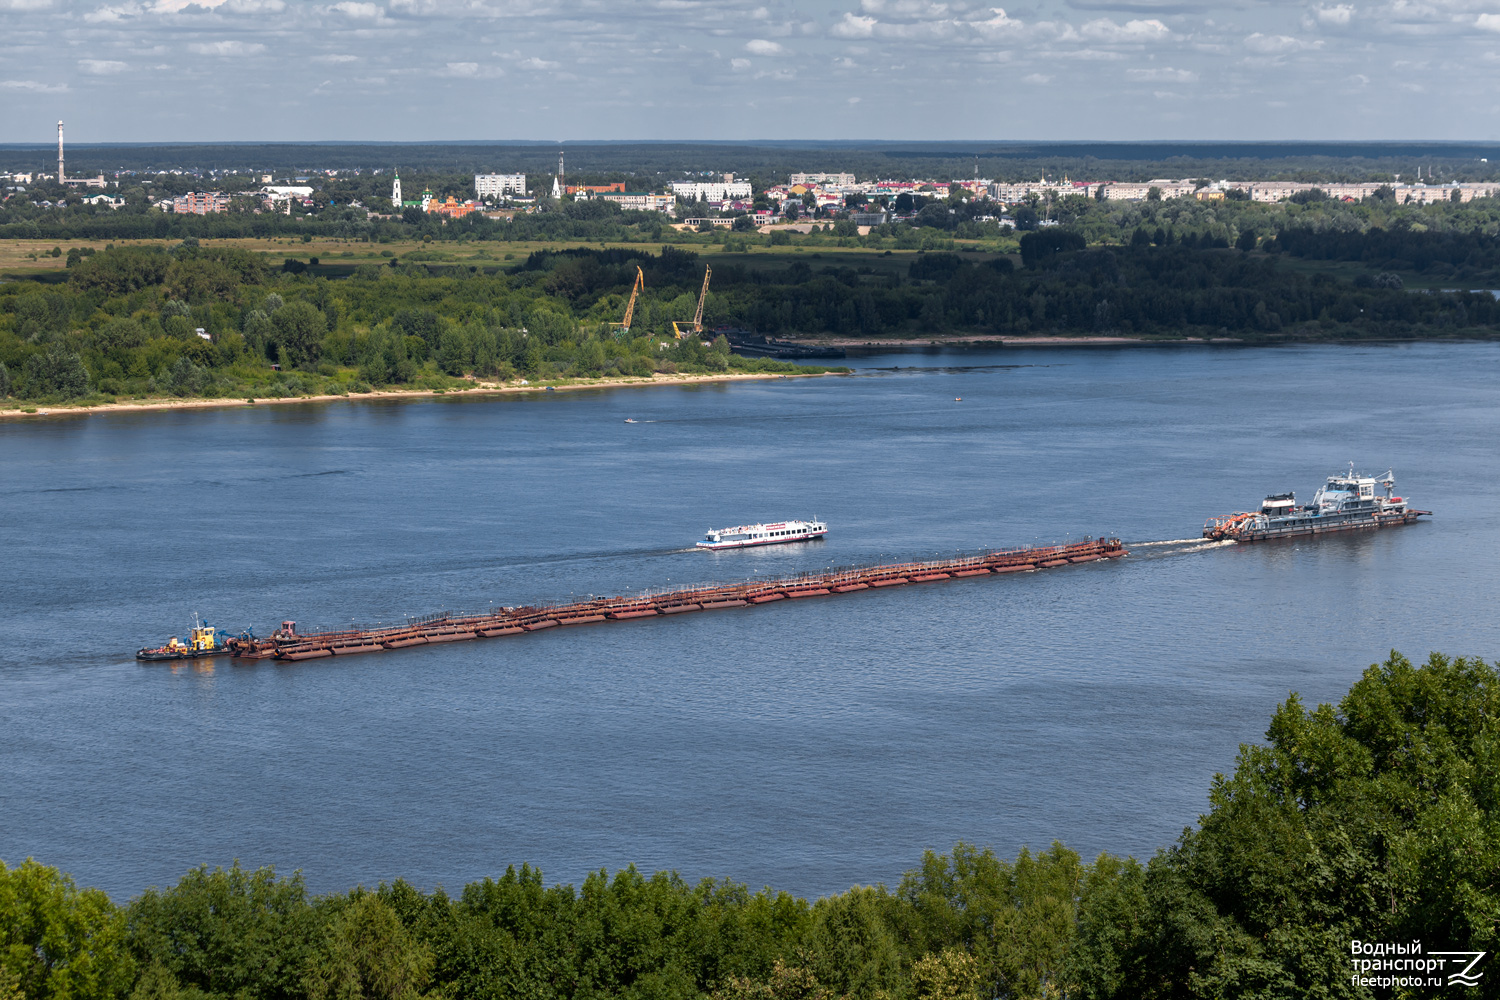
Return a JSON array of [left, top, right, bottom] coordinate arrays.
[[1203, 465, 1430, 543], [136, 614, 230, 661]]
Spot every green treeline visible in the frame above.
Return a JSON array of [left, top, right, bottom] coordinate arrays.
[[535, 241, 1495, 342], [0, 242, 834, 404], [5, 232, 1498, 404], [5, 652, 1497, 1000]]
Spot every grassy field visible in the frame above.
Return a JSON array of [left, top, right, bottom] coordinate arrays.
[[14, 235, 1491, 296], [0, 236, 1009, 282]]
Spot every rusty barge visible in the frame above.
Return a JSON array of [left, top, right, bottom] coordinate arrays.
[[220, 536, 1126, 662]]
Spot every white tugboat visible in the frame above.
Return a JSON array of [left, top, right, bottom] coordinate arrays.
[[1203, 465, 1430, 543], [696, 519, 827, 550]]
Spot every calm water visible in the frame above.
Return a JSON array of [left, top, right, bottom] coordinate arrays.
[[3, 343, 1498, 901]]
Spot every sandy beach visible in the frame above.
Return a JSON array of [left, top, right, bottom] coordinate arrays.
[[0, 370, 837, 421]]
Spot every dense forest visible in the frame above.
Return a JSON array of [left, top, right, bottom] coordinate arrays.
[[9, 186, 1500, 404], [4, 651, 1496, 1000], [0, 242, 838, 404]]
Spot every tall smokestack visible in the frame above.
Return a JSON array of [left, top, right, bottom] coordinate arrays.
[[57, 121, 64, 183]]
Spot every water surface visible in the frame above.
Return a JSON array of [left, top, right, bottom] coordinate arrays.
[[3, 342, 1497, 899]]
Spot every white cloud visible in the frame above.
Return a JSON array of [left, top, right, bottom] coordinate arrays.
[[847, 95, 860, 103], [1126, 65, 1197, 81], [730, 57, 751, 69], [0, 0, 55, 9], [314, 53, 359, 62], [83, 4, 140, 22], [442, 61, 479, 75], [520, 56, 559, 69], [745, 38, 784, 55], [831, 12, 877, 37], [1, 79, 68, 91], [223, 0, 284, 10], [79, 59, 129, 73], [187, 40, 266, 55], [1081, 17, 1170, 41], [1022, 72, 1051, 82], [862, 0, 948, 16], [1478, 11, 1500, 30], [1245, 32, 1324, 52], [330, 1, 382, 17], [973, 7, 1023, 36], [1314, 4, 1354, 26]]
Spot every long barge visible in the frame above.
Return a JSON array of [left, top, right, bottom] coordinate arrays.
[[224, 537, 1126, 662]]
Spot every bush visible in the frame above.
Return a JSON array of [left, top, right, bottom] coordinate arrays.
[[1019, 229, 1086, 268], [160, 357, 210, 397], [23, 344, 91, 399]]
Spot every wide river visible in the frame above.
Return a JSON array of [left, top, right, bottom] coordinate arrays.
[[3, 343, 1498, 902]]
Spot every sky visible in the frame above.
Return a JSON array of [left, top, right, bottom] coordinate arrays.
[[2, 0, 1499, 143]]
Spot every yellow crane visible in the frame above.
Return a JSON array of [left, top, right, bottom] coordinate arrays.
[[611, 266, 644, 337], [672, 265, 712, 339]]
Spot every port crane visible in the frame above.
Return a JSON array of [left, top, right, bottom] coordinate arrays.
[[611, 266, 644, 337], [672, 265, 712, 339]]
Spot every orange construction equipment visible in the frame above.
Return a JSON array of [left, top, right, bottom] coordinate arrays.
[[673, 266, 712, 339], [611, 266, 644, 337]]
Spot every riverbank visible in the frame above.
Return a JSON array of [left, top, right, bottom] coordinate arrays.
[[782, 334, 1245, 348], [0, 370, 837, 420]]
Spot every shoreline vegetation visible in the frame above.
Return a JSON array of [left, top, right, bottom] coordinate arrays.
[[8, 189, 1500, 410], [3, 652, 1495, 1000]]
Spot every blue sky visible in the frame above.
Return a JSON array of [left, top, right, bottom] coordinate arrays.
[[2, 0, 1499, 143]]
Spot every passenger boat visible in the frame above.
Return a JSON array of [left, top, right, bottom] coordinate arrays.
[[136, 614, 229, 661], [1203, 466, 1430, 543], [696, 519, 827, 550]]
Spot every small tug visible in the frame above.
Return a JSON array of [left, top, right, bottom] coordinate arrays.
[[136, 614, 229, 661], [1203, 465, 1431, 543]]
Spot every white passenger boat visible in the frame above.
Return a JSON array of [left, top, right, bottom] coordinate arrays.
[[696, 519, 827, 550]]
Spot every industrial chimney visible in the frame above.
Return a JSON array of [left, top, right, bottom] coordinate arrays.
[[57, 121, 64, 183]]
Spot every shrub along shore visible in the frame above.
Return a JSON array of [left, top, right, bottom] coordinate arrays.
[[4, 652, 1496, 1000]]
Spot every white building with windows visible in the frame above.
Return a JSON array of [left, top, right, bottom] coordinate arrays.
[[671, 179, 752, 202], [476, 173, 527, 199], [789, 172, 855, 186]]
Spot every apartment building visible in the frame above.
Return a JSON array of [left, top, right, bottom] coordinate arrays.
[[789, 172, 856, 186], [599, 191, 674, 213], [671, 179, 753, 202], [171, 191, 231, 214], [475, 173, 527, 198]]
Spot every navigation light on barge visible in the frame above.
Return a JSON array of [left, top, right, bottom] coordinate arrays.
[[1203, 465, 1430, 543]]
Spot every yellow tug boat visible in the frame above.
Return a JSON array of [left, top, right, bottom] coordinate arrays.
[[136, 614, 227, 661]]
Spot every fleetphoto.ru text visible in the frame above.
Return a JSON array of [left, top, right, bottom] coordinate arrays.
[[1352, 940, 1486, 989]]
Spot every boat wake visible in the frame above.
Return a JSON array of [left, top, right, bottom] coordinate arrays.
[[1128, 537, 1236, 558]]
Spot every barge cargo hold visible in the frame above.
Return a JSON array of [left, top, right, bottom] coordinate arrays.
[[230, 537, 1125, 662], [1203, 466, 1430, 544]]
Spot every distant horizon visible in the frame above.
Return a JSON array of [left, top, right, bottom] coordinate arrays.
[[5, 138, 1500, 148]]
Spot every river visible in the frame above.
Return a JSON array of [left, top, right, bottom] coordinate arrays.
[[2, 342, 1497, 900]]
